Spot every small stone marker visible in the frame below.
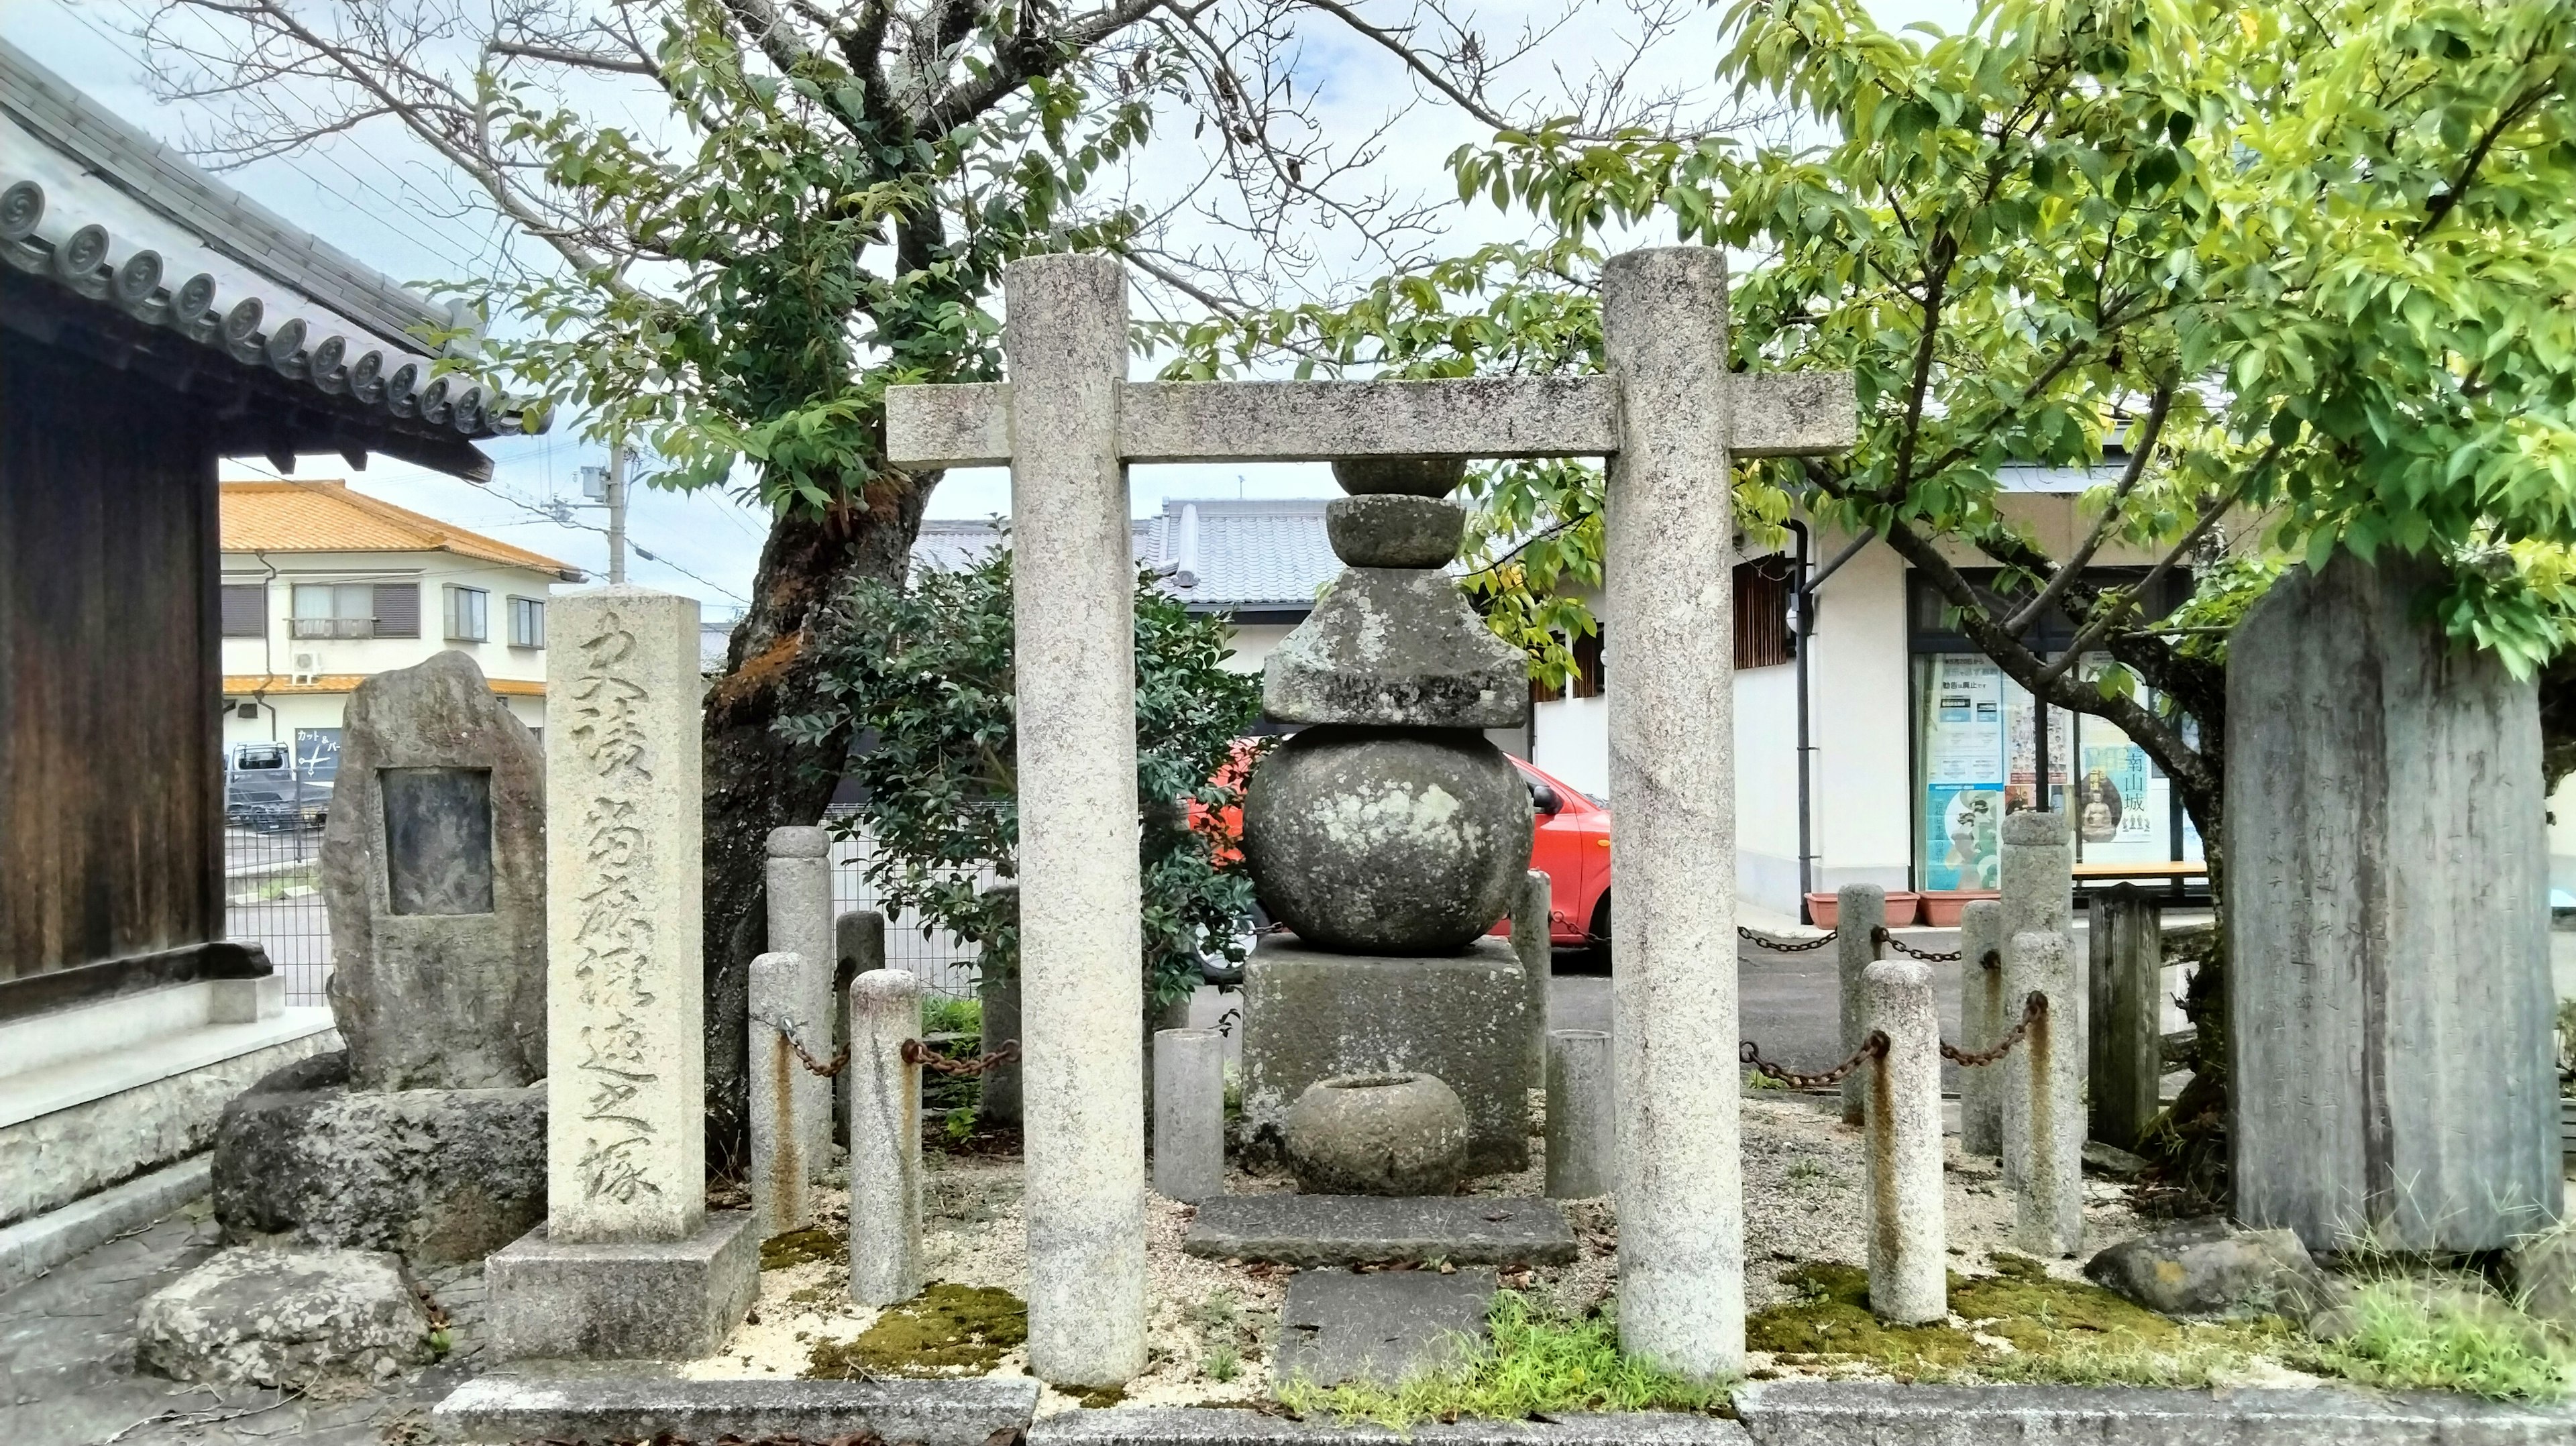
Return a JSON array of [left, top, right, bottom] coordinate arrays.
[[2086, 885, 2163, 1153], [1545, 1029, 1613, 1200], [1151, 1027, 1225, 1203], [1862, 959, 1944, 1324], [849, 968, 924, 1307], [749, 949, 817, 1238], [1998, 810, 2075, 1135], [1955, 899, 2006, 1157], [1834, 883, 1886, 1126], [2004, 929, 2082, 1258], [1182, 1194, 1575, 1268], [767, 828, 837, 1168], [1512, 869, 1553, 1084], [1275, 1267, 1498, 1388], [833, 908, 886, 1147], [319, 650, 544, 1090]]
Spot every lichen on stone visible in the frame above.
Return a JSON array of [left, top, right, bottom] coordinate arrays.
[[804, 1283, 1028, 1378]]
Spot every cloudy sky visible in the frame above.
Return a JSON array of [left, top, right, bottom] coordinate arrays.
[[12, 0, 1967, 611]]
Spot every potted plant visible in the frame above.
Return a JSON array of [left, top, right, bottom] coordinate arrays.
[[1919, 889, 2000, 928]]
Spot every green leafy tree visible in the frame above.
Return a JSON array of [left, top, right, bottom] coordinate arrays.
[[783, 541, 1265, 1010], [1168, 0, 2576, 1198]]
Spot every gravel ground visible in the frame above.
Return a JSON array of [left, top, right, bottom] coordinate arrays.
[[675, 1087, 2151, 1400]]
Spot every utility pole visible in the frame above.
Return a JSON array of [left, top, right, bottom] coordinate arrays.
[[606, 439, 628, 584]]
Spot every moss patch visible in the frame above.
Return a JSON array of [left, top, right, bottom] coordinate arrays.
[[806, 1284, 1029, 1379], [760, 1228, 847, 1271], [1069, 1385, 1128, 1408]]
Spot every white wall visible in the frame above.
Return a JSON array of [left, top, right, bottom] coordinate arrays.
[[1532, 694, 1609, 799], [1222, 622, 1295, 675]]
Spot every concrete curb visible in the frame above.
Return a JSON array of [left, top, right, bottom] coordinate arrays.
[[431, 1374, 1041, 1445], [1730, 1381, 2576, 1445], [1031, 1408, 1747, 1446], [0, 1152, 209, 1293]]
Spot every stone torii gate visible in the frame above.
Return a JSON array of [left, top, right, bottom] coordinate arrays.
[[885, 247, 1854, 1386]]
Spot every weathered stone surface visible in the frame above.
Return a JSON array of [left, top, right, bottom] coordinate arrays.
[[319, 650, 545, 1091], [1544, 1030, 1613, 1201], [1242, 728, 1534, 954], [1731, 1380, 2576, 1445], [545, 586, 705, 1245], [135, 1247, 433, 1387], [1030, 1406, 1750, 1446], [435, 1374, 1042, 1446], [1862, 959, 1944, 1325], [767, 828, 835, 1167], [1284, 1072, 1470, 1196], [1243, 936, 1533, 1174], [834, 908, 888, 1146], [486, 1210, 758, 1359], [2004, 930, 2082, 1258], [1957, 899, 2006, 1157], [2081, 1218, 2328, 1320], [848, 968, 924, 1308], [1332, 457, 1467, 498], [2508, 1229, 2576, 1332], [1835, 884, 1884, 1126], [1326, 495, 1464, 568], [1262, 571, 1530, 729], [975, 886, 1022, 1126], [748, 951, 818, 1240], [2227, 552, 2558, 1254], [1153, 1027, 1226, 1203], [1275, 1267, 1496, 1386], [1183, 1194, 1575, 1267], [212, 1049, 545, 1265]]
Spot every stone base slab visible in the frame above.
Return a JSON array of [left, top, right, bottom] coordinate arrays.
[[484, 1211, 757, 1360], [0, 1152, 211, 1294], [1277, 1266, 1495, 1386], [1183, 1194, 1573, 1267], [1033, 1408, 1747, 1446], [1242, 936, 1532, 1173], [433, 1373, 1040, 1445], [1729, 1382, 2576, 1445]]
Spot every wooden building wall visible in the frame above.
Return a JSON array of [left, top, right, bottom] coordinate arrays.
[[0, 334, 221, 1007]]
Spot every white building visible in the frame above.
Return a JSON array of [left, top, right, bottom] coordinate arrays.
[[219, 479, 583, 781]]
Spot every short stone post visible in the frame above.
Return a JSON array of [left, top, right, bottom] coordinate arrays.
[[749, 950, 817, 1238], [833, 909, 885, 1148], [2003, 929, 2082, 1257], [1512, 870, 1553, 1086], [1006, 254, 1146, 1386], [1862, 959, 1945, 1324], [1957, 899, 2007, 1157], [1835, 883, 1886, 1126], [975, 883, 1022, 1126], [2087, 885, 2162, 1153], [1605, 246, 1746, 1376], [848, 968, 924, 1307], [1998, 810, 2076, 1105], [767, 828, 835, 1167], [1546, 1029, 1614, 1199], [1152, 1027, 1225, 1202]]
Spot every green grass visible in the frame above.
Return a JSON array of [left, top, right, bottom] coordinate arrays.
[[924, 995, 983, 1036], [2304, 1280, 2575, 1402], [1275, 1290, 1731, 1427]]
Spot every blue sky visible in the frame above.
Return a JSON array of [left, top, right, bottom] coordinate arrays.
[[13, 0, 1970, 610]]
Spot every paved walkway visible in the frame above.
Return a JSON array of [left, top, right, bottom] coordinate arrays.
[[0, 1199, 489, 1446]]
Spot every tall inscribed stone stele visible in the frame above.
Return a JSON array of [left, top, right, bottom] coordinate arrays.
[[488, 585, 757, 1360], [2227, 551, 2559, 1253]]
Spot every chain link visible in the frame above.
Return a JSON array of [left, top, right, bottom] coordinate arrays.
[[1739, 924, 1837, 952], [1739, 1031, 1888, 1089], [1939, 992, 2047, 1068], [1876, 926, 1963, 962], [902, 1038, 1024, 1076], [753, 1013, 852, 1078]]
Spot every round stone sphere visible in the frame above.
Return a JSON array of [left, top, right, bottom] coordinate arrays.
[[1283, 1072, 1470, 1195], [1332, 457, 1468, 498], [1242, 726, 1533, 954]]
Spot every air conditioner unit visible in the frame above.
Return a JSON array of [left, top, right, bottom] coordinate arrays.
[[290, 651, 322, 685]]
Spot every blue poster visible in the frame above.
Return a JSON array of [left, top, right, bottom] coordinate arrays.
[[1923, 783, 2004, 890]]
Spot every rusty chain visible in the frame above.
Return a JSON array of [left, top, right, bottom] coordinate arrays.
[[1876, 926, 1962, 962], [1739, 1031, 1888, 1089], [752, 1012, 852, 1079], [1939, 992, 2047, 1068], [1738, 925, 1837, 952], [902, 1038, 1023, 1076]]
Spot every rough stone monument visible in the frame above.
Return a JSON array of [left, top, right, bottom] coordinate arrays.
[[487, 586, 757, 1359], [213, 652, 546, 1264], [2227, 552, 2559, 1252], [885, 245, 1853, 1382]]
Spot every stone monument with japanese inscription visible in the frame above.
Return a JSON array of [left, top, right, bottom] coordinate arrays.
[[486, 586, 758, 1359]]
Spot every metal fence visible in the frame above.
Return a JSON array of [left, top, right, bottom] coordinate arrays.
[[223, 807, 985, 1009]]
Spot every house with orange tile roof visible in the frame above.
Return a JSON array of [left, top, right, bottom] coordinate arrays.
[[218, 480, 584, 799]]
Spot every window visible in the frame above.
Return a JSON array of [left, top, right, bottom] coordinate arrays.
[[445, 585, 489, 642], [507, 595, 545, 649], [1734, 557, 1796, 669], [1529, 628, 1607, 703], [289, 581, 419, 639], [221, 583, 267, 638]]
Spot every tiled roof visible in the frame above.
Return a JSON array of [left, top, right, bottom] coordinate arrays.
[[223, 673, 545, 698], [910, 516, 1159, 576], [1140, 499, 1336, 612], [221, 480, 582, 579], [0, 38, 545, 475]]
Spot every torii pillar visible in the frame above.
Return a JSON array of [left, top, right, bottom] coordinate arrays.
[[888, 248, 1853, 1384]]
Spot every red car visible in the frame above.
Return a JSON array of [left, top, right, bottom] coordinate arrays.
[[1193, 743, 1612, 952]]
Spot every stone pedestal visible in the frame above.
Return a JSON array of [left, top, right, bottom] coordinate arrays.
[[1242, 935, 1533, 1174], [2227, 553, 2559, 1252], [487, 1212, 759, 1359]]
